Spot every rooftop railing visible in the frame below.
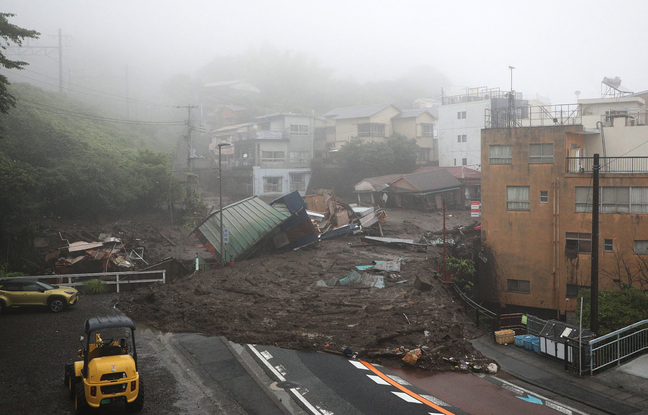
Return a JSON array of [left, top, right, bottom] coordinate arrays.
[[567, 156, 648, 174], [485, 104, 581, 128]]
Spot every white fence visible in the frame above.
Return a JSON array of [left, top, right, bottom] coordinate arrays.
[[589, 319, 648, 375], [7, 270, 166, 293]]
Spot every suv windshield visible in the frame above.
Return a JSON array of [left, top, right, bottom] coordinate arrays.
[[36, 281, 55, 290]]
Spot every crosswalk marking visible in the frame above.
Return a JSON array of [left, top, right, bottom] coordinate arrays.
[[358, 360, 455, 415], [348, 360, 370, 370], [367, 374, 391, 385], [393, 391, 424, 403], [387, 374, 412, 386]]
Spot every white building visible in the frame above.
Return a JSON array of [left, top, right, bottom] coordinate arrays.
[[212, 113, 314, 199], [436, 87, 530, 170]]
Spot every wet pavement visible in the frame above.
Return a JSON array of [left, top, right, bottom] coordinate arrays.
[[472, 336, 648, 414]]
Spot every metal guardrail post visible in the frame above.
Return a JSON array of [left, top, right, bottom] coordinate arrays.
[[617, 333, 621, 366]]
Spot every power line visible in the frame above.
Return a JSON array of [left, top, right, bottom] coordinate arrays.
[[6, 68, 174, 108], [18, 98, 185, 126]]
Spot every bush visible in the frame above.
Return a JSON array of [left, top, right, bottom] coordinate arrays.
[[83, 279, 107, 295]]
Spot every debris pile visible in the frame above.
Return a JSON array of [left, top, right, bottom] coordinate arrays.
[[193, 190, 388, 264], [45, 238, 135, 274]]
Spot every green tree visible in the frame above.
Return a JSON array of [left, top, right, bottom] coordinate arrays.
[[331, 134, 419, 195], [0, 13, 40, 114], [578, 286, 648, 335]]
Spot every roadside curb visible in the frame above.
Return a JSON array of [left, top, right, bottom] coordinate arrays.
[[221, 338, 301, 415]]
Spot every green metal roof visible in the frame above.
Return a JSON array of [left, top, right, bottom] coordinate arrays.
[[194, 196, 289, 262]]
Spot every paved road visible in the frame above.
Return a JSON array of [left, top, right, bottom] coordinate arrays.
[[0, 294, 282, 415], [2, 293, 632, 415], [247, 344, 597, 415]]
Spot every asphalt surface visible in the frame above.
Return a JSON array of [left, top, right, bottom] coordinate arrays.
[[472, 337, 648, 415], [3, 292, 648, 415]]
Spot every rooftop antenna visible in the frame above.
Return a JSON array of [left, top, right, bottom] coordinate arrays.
[[575, 90, 581, 102], [509, 66, 515, 92]]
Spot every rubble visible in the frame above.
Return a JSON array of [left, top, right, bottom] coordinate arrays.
[[38, 205, 490, 373]]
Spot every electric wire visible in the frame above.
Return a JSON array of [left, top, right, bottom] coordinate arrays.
[[5, 68, 174, 108], [18, 98, 185, 126]]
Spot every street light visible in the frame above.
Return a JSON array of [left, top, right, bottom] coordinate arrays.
[[218, 142, 231, 267]]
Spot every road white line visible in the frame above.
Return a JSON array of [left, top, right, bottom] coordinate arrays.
[[247, 345, 285, 382], [288, 388, 324, 415], [482, 375, 588, 415], [348, 360, 370, 370], [420, 395, 450, 407], [248, 345, 326, 415], [386, 374, 412, 386], [367, 374, 391, 385], [392, 391, 424, 404]]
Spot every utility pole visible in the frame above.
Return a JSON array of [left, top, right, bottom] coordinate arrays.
[[175, 105, 199, 172], [6, 29, 68, 93], [591, 153, 600, 333]]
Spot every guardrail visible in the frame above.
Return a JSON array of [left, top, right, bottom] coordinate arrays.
[[4, 270, 166, 293], [443, 281, 497, 336], [589, 319, 648, 375]]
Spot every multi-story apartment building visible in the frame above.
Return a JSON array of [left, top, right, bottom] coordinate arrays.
[[314, 104, 437, 164], [437, 87, 530, 170], [211, 113, 313, 199], [480, 100, 648, 322]]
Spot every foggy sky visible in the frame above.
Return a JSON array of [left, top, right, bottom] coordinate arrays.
[[5, 0, 648, 107]]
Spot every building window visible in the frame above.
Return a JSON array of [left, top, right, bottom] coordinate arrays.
[[357, 123, 385, 137], [453, 158, 457, 166], [314, 127, 326, 140], [289, 151, 309, 163], [566, 284, 586, 298], [529, 143, 554, 164], [631, 188, 648, 213], [263, 177, 282, 193], [577, 187, 648, 214], [457, 134, 467, 143], [457, 111, 466, 119], [602, 187, 630, 213], [506, 186, 530, 211], [421, 123, 434, 137], [575, 187, 594, 212], [261, 151, 285, 162], [540, 191, 549, 203], [507, 279, 530, 294], [604, 239, 614, 252], [566, 232, 592, 255], [418, 148, 430, 161], [462, 158, 467, 165], [289, 124, 309, 135], [634, 240, 648, 255], [290, 174, 305, 192], [489, 145, 512, 164]]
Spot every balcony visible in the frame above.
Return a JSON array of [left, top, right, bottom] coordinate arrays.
[[233, 130, 287, 141], [567, 156, 648, 174]]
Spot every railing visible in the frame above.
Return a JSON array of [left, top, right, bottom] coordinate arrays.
[[4, 270, 166, 293], [567, 156, 648, 174], [443, 87, 512, 105], [444, 281, 497, 336], [599, 110, 648, 127], [486, 104, 581, 128], [589, 320, 648, 375]]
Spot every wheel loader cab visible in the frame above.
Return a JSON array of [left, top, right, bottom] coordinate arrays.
[[66, 315, 143, 414]]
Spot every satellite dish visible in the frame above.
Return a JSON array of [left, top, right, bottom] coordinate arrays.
[[243, 153, 248, 158]]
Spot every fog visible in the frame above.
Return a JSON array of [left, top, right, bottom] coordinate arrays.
[[5, 0, 648, 111]]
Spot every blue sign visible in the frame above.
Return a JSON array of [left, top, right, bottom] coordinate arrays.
[[223, 228, 229, 244]]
